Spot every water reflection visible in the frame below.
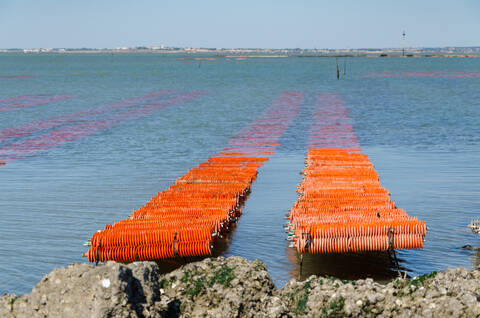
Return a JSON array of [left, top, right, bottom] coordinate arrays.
[[286, 247, 408, 282], [470, 247, 480, 268]]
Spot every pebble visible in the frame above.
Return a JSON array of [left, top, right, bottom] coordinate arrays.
[[101, 278, 110, 288]]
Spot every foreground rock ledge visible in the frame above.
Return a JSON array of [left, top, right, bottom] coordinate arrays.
[[1, 257, 479, 317]]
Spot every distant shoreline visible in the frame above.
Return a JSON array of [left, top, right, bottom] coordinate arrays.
[[0, 46, 479, 58], [0, 50, 478, 58]]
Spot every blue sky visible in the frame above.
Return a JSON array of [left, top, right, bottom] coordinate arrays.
[[1, 0, 479, 49]]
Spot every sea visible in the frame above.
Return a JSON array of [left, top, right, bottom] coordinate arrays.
[[1, 53, 479, 294]]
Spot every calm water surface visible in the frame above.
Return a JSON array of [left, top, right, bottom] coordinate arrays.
[[1, 54, 479, 294]]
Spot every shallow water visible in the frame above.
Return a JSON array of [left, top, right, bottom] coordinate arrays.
[[1, 54, 479, 294]]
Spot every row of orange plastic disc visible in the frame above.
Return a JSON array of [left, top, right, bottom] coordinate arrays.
[[287, 94, 426, 254], [84, 91, 303, 262]]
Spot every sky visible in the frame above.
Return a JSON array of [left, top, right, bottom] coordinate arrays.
[[0, 0, 479, 49]]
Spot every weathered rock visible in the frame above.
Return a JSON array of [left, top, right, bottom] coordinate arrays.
[[157, 256, 277, 317], [1, 257, 480, 317], [279, 267, 480, 317], [0, 256, 277, 318], [468, 219, 480, 234], [0, 261, 157, 318]]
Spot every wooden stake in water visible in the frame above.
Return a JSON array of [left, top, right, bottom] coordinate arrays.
[[336, 58, 340, 80], [299, 253, 304, 279]]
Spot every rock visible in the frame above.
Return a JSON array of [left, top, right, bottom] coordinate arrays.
[[0, 261, 156, 318], [2, 257, 480, 317], [468, 219, 480, 234], [157, 256, 277, 317]]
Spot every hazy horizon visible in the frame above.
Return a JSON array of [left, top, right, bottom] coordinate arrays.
[[1, 0, 479, 50]]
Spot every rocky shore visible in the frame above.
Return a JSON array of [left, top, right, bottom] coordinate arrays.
[[1, 256, 479, 317]]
